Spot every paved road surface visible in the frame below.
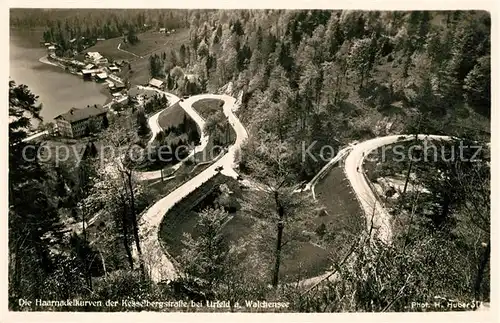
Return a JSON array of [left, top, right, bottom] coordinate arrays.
[[344, 134, 452, 243], [22, 130, 49, 142], [135, 87, 211, 181], [130, 90, 463, 290]]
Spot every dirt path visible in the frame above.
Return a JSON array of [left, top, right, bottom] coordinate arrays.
[[117, 42, 142, 58]]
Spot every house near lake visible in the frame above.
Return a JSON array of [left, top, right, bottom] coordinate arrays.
[[55, 105, 108, 138], [47, 45, 56, 55], [109, 82, 126, 92], [95, 72, 108, 82], [108, 73, 124, 85], [81, 68, 103, 80], [85, 51, 108, 65], [108, 65, 120, 73]]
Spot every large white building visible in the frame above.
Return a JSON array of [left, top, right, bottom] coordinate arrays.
[[55, 105, 108, 138], [85, 51, 108, 65]]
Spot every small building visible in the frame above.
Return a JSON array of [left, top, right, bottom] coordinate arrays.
[[109, 65, 120, 73], [95, 72, 108, 82], [81, 68, 102, 80], [97, 38, 106, 41], [108, 74, 124, 84], [70, 60, 85, 67], [148, 78, 165, 89], [47, 45, 56, 55], [114, 60, 129, 67], [69, 38, 77, 44], [85, 51, 107, 65], [81, 69, 101, 75], [54, 105, 108, 138], [110, 83, 126, 92], [85, 51, 102, 61], [159, 28, 166, 33], [128, 85, 157, 102], [84, 63, 95, 70]]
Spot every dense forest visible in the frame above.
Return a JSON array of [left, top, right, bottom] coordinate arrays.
[[176, 10, 491, 182], [9, 9, 490, 312], [10, 9, 191, 52]]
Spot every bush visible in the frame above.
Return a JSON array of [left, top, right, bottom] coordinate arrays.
[[315, 223, 327, 238]]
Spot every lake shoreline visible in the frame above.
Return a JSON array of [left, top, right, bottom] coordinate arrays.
[[11, 32, 111, 121], [38, 54, 114, 105], [38, 55, 61, 67]]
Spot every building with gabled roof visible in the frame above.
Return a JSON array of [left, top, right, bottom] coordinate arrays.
[[95, 72, 108, 82], [85, 51, 108, 65], [148, 78, 165, 89]]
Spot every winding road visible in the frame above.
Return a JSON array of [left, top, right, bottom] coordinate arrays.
[[24, 87, 461, 285], [344, 134, 452, 243], [130, 86, 475, 288], [135, 87, 213, 181], [135, 87, 248, 282]]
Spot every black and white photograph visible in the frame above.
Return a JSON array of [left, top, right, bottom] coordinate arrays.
[[6, 5, 493, 316]]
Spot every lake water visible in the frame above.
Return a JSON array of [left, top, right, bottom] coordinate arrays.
[[10, 29, 109, 122]]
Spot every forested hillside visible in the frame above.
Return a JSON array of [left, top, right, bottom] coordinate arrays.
[[172, 10, 490, 181], [10, 9, 191, 52], [8, 9, 491, 313]]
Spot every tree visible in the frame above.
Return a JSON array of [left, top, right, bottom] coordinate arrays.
[[179, 44, 187, 66], [463, 55, 490, 116], [149, 54, 164, 78], [348, 38, 375, 89], [98, 117, 147, 278], [85, 115, 102, 136], [197, 39, 209, 58], [203, 110, 230, 146], [321, 61, 348, 106], [170, 66, 184, 83], [178, 207, 231, 291], [324, 15, 344, 60], [8, 81, 65, 306], [127, 27, 139, 45], [83, 164, 135, 271], [242, 181, 318, 287], [412, 139, 489, 231], [136, 108, 150, 138], [231, 19, 244, 36], [240, 143, 319, 286]]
